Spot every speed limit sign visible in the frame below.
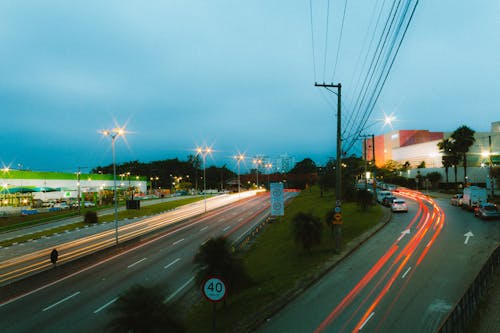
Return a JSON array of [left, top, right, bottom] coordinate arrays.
[[202, 276, 227, 302]]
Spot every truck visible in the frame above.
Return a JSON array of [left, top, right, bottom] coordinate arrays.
[[462, 186, 488, 211]]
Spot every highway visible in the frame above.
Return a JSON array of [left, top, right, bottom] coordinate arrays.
[[258, 189, 500, 333], [0, 191, 290, 332]]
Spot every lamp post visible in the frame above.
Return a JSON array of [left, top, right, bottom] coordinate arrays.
[[253, 158, 262, 188], [235, 154, 245, 196], [196, 146, 213, 212], [265, 163, 273, 189], [101, 127, 125, 245]]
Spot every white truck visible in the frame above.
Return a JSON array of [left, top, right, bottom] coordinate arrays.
[[462, 186, 488, 210]]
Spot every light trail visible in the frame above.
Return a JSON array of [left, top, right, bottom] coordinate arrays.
[[314, 189, 446, 332], [0, 191, 263, 286]]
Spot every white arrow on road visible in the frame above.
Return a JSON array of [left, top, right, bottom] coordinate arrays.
[[397, 229, 411, 242], [464, 231, 474, 244]]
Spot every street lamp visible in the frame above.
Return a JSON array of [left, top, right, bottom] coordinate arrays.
[[196, 146, 213, 212], [253, 158, 262, 188], [234, 154, 245, 195], [265, 163, 273, 189], [101, 127, 125, 245]]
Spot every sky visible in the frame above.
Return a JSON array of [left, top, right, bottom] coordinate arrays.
[[0, 1, 498, 173]]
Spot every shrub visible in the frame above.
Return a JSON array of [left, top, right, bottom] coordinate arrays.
[[84, 211, 98, 224]]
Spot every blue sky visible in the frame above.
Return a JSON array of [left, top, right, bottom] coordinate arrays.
[[0, 1, 498, 173]]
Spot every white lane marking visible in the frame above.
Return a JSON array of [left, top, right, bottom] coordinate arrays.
[[173, 238, 185, 246], [223, 226, 231, 232], [200, 226, 208, 232], [42, 291, 81, 312], [127, 258, 147, 268], [359, 312, 375, 330], [164, 258, 181, 269], [93, 297, 118, 314], [165, 276, 195, 302], [201, 239, 209, 246], [237, 217, 243, 222], [402, 266, 412, 279]]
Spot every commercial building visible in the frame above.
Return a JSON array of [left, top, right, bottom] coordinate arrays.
[[363, 121, 500, 184]]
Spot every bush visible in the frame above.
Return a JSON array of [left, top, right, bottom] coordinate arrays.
[[84, 211, 98, 224]]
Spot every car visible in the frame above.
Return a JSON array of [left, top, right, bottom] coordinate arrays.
[[83, 201, 95, 207], [474, 203, 500, 220], [382, 195, 397, 207], [450, 194, 463, 206], [391, 199, 408, 213]]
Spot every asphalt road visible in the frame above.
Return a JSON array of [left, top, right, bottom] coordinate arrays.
[[0, 192, 284, 332], [258, 190, 500, 333]]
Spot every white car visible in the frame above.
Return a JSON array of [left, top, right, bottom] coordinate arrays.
[[391, 199, 408, 213]]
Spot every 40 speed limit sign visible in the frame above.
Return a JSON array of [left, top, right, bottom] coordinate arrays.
[[202, 276, 227, 302]]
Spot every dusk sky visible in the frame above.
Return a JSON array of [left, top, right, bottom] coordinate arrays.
[[0, 1, 498, 173]]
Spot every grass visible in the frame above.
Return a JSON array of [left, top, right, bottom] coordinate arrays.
[[185, 187, 383, 333], [0, 197, 204, 248]]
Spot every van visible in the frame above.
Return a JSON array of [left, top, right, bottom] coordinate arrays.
[[462, 186, 488, 211], [377, 190, 392, 203]]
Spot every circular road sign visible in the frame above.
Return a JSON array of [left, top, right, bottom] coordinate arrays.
[[334, 206, 341, 213], [202, 276, 227, 303]]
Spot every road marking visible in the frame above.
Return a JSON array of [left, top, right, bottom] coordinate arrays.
[[223, 226, 231, 232], [93, 297, 118, 314], [237, 217, 243, 222], [200, 226, 208, 232], [42, 291, 81, 312], [128, 258, 147, 268], [359, 312, 375, 330], [173, 238, 185, 246], [166, 276, 195, 302], [164, 258, 181, 269], [402, 266, 412, 279]]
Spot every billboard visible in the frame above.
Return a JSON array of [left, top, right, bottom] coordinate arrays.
[[270, 182, 284, 216]]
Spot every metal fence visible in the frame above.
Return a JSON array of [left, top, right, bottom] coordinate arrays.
[[436, 244, 500, 333]]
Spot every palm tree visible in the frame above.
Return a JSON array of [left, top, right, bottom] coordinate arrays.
[[451, 126, 476, 184], [437, 138, 453, 185], [292, 212, 322, 252], [193, 237, 252, 292], [107, 284, 184, 333]]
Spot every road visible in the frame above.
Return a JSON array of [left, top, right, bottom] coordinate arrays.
[[0, 192, 291, 332], [258, 190, 500, 333]]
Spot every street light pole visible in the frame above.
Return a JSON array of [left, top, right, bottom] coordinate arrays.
[[235, 154, 245, 197], [197, 146, 213, 212], [102, 128, 124, 245]]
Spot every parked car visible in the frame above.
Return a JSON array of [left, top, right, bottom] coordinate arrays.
[[391, 199, 408, 213], [382, 195, 397, 207], [450, 194, 463, 206], [474, 203, 500, 220]]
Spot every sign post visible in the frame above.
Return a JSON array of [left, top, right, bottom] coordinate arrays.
[[270, 182, 284, 216], [202, 276, 227, 333]]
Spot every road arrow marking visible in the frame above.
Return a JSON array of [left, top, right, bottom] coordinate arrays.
[[397, 229, 411, 242], [464, 231, 474, 245]]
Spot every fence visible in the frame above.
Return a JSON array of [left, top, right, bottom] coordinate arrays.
[[436, 244, 500, 333]]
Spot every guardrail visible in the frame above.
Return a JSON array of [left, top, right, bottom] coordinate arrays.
[[436, 244, 500, 333]]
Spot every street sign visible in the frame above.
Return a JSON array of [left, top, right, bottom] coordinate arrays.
[[334, 206, 341, 213], [333, 212, 342, 225], [270, 182, 284, 216], [202, 276, 227, 303]]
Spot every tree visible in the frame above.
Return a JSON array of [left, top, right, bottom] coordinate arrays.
[[292, 212, 322, 252], [84, 211, 98, 224], [193, 237, 252, 292], [417, 161, 426, 169], [451, 126, 476, 183], [437, 138, 453, 185], [356, 189, 372, 210], [290, 158, 317, 174], [107, 284, 184, 333], [426, 171, 442, 190]]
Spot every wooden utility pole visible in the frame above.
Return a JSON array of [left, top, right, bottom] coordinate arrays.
[[315, 82, 342, 252]]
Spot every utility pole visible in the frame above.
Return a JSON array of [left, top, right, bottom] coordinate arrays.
[[315, 82, 342, 252]]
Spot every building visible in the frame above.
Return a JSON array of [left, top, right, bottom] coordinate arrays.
[[363, 121, 500, 184]]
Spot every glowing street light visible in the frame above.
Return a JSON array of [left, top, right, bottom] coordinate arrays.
[[196, 145, 213, 212], [100, 127, 125, 245], [265, 162, 273, 189], [253, 158, 263, 188], [234, 153, 245, 195]]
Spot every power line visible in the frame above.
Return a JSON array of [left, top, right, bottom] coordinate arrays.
[[330, 0, 348, 82]]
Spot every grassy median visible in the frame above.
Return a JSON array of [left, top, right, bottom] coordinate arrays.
[[0, 197, 204, 248], [185, 187, 383, 333]]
